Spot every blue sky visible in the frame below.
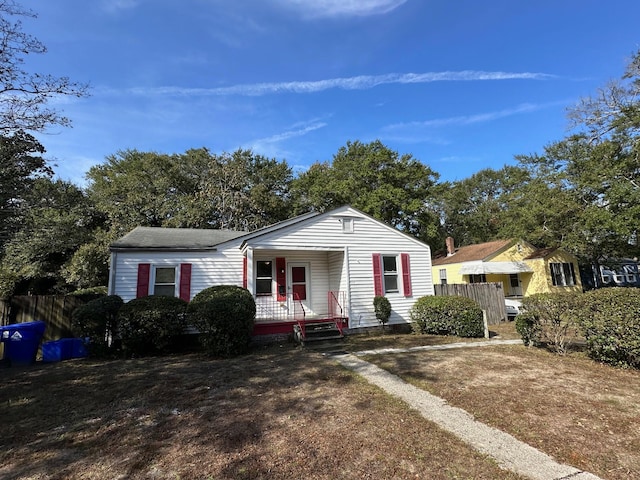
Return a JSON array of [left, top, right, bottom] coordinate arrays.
[[26, 0, 640, 185]]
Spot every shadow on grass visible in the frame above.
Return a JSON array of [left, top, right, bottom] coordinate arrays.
[[0, 345, 356, 480]]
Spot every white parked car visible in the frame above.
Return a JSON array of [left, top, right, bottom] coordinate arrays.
[[505, 298, 523, 320]]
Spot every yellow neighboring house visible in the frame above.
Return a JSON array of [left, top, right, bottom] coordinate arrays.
[[432, 238, 582, 316]]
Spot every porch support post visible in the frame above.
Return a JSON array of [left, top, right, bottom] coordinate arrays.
[[344, 246, 352, 326], [246, 247, 255, 294]]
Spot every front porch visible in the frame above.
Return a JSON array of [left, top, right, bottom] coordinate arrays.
[[244, 246, 350, 338], [252, 291, 348, 337]]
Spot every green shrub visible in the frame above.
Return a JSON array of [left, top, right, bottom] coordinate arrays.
[[373, 296, 392, 329], [410, 295, 484, 338], [71, 295, 123, 356], [520, 292, 580, 354], [69, 286, 109, 297], [188, 285, 256, 357], [514, 311, 541, 347], [117, 295, 188, 356], [577, 288, 640, 369]]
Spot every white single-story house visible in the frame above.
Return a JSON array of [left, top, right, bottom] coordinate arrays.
[[108, 206, 434, 337]]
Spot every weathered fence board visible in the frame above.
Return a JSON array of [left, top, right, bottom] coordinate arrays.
[[0, 295, 85, 342], [434, 283, 508, 325]]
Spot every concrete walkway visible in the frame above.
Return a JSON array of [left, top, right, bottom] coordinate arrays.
[[332, 340, 603, 480]]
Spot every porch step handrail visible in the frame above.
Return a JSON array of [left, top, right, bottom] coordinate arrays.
[[293, 292, 306, 339], [328, 290, 346, 335]]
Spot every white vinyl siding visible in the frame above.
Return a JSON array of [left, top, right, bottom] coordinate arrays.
[[111, 247, 244, 303], [110, 207, 434, 329], [247, 207, 433, 328]]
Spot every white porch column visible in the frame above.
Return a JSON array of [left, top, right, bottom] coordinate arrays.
[[344, 246, 352, 325], [246, 246, 254, 294]]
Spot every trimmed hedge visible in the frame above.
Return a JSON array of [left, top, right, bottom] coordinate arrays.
[[187, 285, 256, 357], [117, 295, 188, 356], [518, 292, 580, 354], [71, 295, 123, 357], [410, 295, 484, 338], [577, 287, 640, 369]]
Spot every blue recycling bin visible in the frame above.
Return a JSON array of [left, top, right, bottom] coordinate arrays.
[[0, 321, 46, 366], [42, 338, 88, 362]]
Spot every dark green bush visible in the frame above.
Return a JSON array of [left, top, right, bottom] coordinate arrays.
[[410, 295, 484, 338], [577, 288, 640, 369], [117, 295, 188, 356], [520, 292, 580, 354], [71, 295, 123, 356], [68, 286, 108, 303], [514, 311, 541, 347], [373, 295, 392, 329], [188, 285, 256, 357]]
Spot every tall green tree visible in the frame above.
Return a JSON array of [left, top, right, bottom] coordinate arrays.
[[517, 50, 640, 261], [440, 167, 524, 246], [0, 178, 99, 295], [86, 149, 197, 235], [86, 148, 293, 234], [291, 140, 442, 245], [193, 148, 293, 231], [0, 130, 49, 248]]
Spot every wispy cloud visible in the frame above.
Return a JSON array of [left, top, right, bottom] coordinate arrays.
[[248, 121, 327, 148], [383, 101, 567, 131], [101, 0, 139, 13], [108, 70, 555, 98], [275, 0, 407, 18], [243, 119, 328, 159]]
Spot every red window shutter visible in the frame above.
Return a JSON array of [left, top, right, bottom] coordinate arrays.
[[401, 253, 412, 297], [276, 257, 286, 301], [136, 263, 150, 298], [179, 263, 192, 301], [372, 253, 383, 296], [242, 257, 248, 289]]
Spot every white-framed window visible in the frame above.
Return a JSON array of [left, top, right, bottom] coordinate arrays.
[[382, 255, 399, 293], [153, 266, 177, 296], [255, 260, 273, 295], [439, 269, 447, 285], [550, 262, 576, 286]]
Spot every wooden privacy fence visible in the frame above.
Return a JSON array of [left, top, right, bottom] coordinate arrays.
[[0, 295, 84, 342], [434, 283, 508, 325]]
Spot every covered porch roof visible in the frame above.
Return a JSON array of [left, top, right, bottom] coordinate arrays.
[[459, 261, 533, 275]]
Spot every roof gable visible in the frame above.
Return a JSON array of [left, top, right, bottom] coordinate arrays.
[[241, 205, 431, 250]]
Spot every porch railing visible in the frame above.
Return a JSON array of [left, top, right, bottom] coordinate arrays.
[[328, 290, 347, 335], [254, 291, 347, 324]]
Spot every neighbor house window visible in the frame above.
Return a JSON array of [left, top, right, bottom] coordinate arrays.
[[256, 260, 273, 295], [382, 255, 399, 293], [550, 262, 576, 286], [439, 269, 447, 285], [153, 266, 177, 296], [469, 274, 487, 284], [342, 217, 354, 233]]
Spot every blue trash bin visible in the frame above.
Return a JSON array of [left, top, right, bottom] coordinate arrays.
[[0, 321, 46, 366]]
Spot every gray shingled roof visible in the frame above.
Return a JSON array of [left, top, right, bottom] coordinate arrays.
[[110, 226, 247, 250]]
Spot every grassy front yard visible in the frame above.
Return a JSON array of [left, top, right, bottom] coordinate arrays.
[[2, 324, 638, 479], [364, 337, 640, 479]]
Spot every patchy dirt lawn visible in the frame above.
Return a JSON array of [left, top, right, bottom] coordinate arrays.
[[1, 344, 523, 480], [367, 343, 640, 480]]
